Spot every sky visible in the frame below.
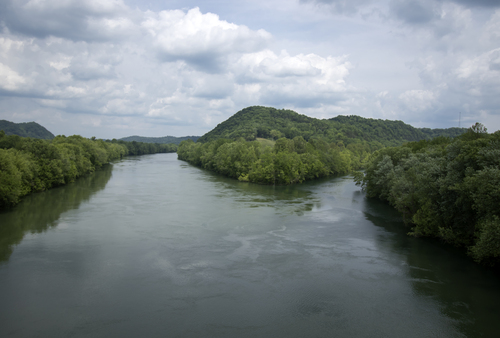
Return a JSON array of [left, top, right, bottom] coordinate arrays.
[[0, 0, 499, 138]]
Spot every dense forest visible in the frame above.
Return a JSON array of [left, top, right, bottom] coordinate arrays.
[[178, 136, 357, 185], [355, 123, 500, 266], [0, 131, 177, 209], [198, 106, 466, 148], [120, 135, 200, 144], [0, 120, 55, 140], [330, 115, 466, 143]]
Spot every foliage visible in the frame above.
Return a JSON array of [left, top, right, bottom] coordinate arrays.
[[356, 123, 500, 266], [0, 132, 177, 209], [178, 136, 355, 185]]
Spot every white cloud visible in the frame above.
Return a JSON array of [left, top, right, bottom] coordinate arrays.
[[261, 51, 323, 77], [229, 50, 352, 109], [454, 48, 500, 106], [0, 63, 26, 90], [142, 7, 271, 71], [399, 89, 437, 112]]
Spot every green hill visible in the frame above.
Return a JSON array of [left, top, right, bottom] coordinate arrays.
[[197, 106, 466, 146], [120, 135, 199, 145], [329, 115, 466, 144], [0, 120, 55, 140]]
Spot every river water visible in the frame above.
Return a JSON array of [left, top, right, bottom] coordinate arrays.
[[1, 153, 499, 337]]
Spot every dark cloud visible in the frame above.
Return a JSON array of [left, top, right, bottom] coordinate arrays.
[[157, 52, 226, 74], [70, 66, 117, 81], [451, 0, 500, 8], [0, 0, 128, 42], [390, 0, 439, 25], [301, 0, 500, 20], [299, 0, 373, 14]]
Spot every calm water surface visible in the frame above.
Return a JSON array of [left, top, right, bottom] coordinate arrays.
[[1, 153, 499, 337]]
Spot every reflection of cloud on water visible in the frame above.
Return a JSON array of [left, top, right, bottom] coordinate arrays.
[[267, 225, 287, 238], [307, 206, 364, 224], [57, 222, 70, 230], [199, 171, 321, 215], [224, 233, 262, 262], [153, 256, 189, 285]]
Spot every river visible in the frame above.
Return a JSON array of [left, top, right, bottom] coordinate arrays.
[[1, 153, 499, 337]]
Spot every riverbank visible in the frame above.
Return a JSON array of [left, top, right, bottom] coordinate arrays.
[[0, 132, 176, 209]]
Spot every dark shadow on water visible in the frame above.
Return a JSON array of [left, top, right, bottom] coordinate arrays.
[[0, 165, 113, 263], [362, 196, 500, 338], [189, 163, 324, 214]]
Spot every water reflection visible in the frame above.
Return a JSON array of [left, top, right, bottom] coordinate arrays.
[[0, 165, 113, 262], [363, 197, 500, 338], [189, 165, 319, 215]]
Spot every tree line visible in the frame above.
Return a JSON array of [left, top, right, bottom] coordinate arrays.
[[354, 123, 500, 266], [178, 136, 363, 185], [0, 131, 177, 209]]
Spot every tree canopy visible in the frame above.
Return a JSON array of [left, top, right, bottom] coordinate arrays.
[[355, 123, 500, 266], [178, 136, 361, 185]]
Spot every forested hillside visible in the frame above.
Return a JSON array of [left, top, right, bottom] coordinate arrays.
[[0, 120, 55, 140], [355, 123, 500, 266], [330, 115, 466, 143], [120, 135, 200, 144], [0, 131, 177, 209], [180, 106, 467, 186], [198, 106, 466, 148]]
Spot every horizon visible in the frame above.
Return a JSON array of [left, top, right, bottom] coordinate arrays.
[[3, 108, 473, 140]]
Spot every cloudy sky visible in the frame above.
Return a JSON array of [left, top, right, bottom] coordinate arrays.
[[0, 0, 499, 138]]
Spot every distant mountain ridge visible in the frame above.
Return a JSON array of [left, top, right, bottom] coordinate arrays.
[[0, 120, 55, 140], [198, 106, 467, 147], [120, 135, 200, 145]]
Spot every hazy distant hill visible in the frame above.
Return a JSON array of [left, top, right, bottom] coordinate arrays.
[[198, 106, 466, 147], [0, 120, 55, 139], [120, 135, 200, 145]]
